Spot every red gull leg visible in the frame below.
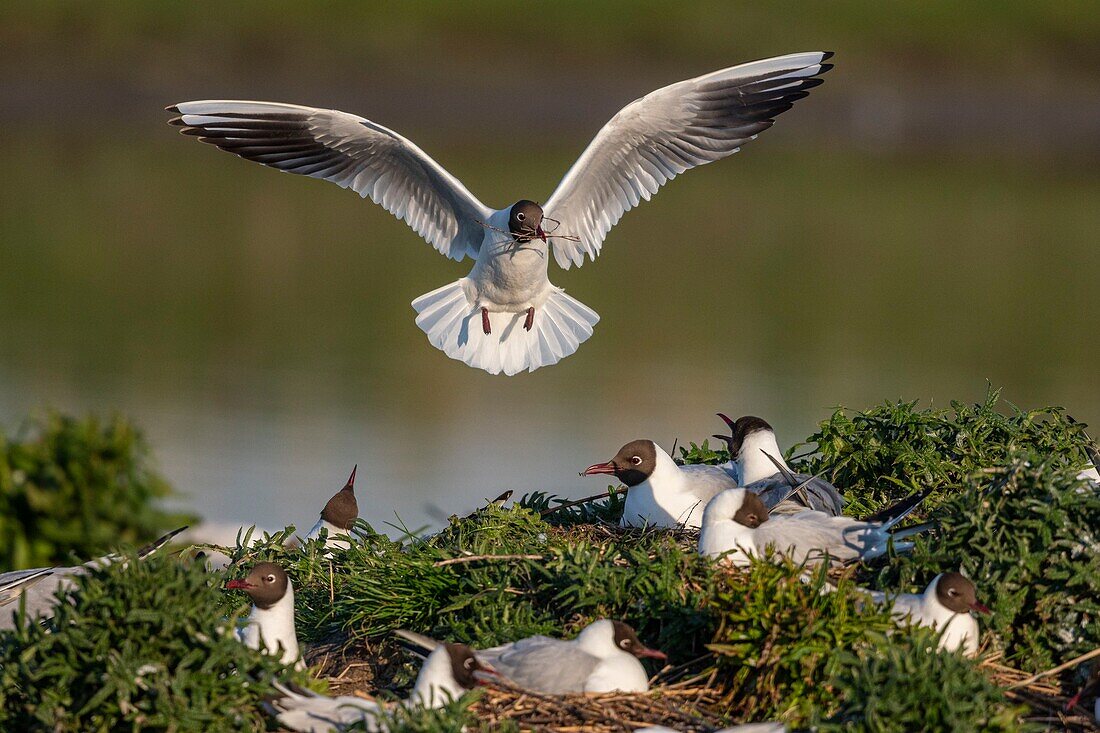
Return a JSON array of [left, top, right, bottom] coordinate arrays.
[[481, 307, 491, 335], [524, 307, 535, 331]]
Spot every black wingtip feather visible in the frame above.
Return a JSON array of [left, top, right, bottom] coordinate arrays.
[[822, 51, 835, 61], [818, 63, 834, 75], [167, 116, 185, 127], [165, 104, 180, 113]]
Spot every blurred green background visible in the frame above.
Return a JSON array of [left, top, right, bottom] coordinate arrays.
[[1, 2, 1096, 534]]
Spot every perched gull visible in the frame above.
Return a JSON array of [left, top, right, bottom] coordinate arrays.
[[584, 439, 738, 529], [861, 572, 990, 656], [0, 526, 187, 630], [396, 618, 666, 694], [226, 561, 303, 669], [698, 488, 931, 566], [269, 643, 495, 732], [713, 414, 845, 516], [582, 439, 832, 529], [168, 52, 833, 375], [304, 465, 359, 550]]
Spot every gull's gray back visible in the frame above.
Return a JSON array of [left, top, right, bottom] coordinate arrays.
[[0, 564, 88, 630], [753, 513, 884, 564], [478, 635, 601, 694], [745, 473, 845, 516]]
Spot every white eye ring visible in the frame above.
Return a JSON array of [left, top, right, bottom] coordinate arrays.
[[619, 639, 630, 648], [631, 456, 642, 466], [517, 212, 526, 221], [266, 575, 276, 583], [464, 658, 474, 669]]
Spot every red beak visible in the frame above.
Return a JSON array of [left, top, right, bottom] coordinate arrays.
[[716, 412, 736, 431], [1065, 690, 1083, 711], [969, 601, 992, 615], [582, 461, 617, 477], [226, 579, 253, 590], [347, 464, 357, 489], [473, 661, 499, 686], [536, 226, 547, 242], [636, 646, 668, 661]]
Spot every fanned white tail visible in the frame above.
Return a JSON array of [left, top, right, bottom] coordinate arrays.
[[412, 280, 599, 376]]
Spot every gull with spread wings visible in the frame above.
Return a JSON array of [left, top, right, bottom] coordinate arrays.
[[168, 52, 832, 375]]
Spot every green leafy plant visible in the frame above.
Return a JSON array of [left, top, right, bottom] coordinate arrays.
[[871, 459, 1100, 673], [794, 386, 1094, 516], [0, 554, 311, 732], [820, 628, 1028, 732], [0, 412, 193, 570], [708, 560, 897, 722]]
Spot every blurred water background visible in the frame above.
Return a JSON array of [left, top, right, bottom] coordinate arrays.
[[1, 2, 1097, 535]]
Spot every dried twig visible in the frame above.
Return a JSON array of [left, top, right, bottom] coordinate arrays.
[[433, 553, 544, 568], [1007, 646, 1100, 690]]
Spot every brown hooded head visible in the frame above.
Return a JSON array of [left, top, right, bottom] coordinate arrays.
[[713, 414, 774, 460], [226, 562, 289, 610], [508, 200, 546, 242], [321, 465, 359, 530], [583, 439, 659, 487], [731, 491, 770, 528], [935, 572, 990, 615], [610, 620, 668, 661], [445, 642, 493, 689]]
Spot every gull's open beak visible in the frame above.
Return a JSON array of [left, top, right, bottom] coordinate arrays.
[[637, 646, 668, 661], [536, 225, 547, 242], [226, 579, 253, 590], [582, 461, 617, 477], [970, 601, 992, 615], [716, 412, 736, 431], [347, 464, 357, 488]]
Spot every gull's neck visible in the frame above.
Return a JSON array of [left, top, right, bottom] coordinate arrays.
[[647, 447, 689, 493], [248, 582, 300, 665], [574, 620, 624, 660], [408, 646, 464, 708], [738, 431, 787, 485]]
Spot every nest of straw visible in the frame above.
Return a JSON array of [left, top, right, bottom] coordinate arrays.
[[304, 634, 1099, 732]]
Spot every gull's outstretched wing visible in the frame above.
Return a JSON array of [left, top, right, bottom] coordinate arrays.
[[168, 101, 493, 261], [545, 52, 833, 269]]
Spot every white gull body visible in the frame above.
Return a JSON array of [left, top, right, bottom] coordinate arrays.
[[233, 570, 303, 669], [271, 644, 483, 732], [621, 448, 737, 529], [397, 619, 664, 695], [862, 574, 984, 656], [169, 52, 833, 375], [304, 518, 350, 550], [479, 619, 652, 694], [698, 489, 919, 566]]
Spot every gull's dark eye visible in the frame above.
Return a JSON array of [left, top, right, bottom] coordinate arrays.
[[464, 658, 474, 669], [266, 575, 276, 583], [517, 212, 526, 221], [948, 588, 958, 595], [631, 456, 642, 466], [620, 639, 630, 649]]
